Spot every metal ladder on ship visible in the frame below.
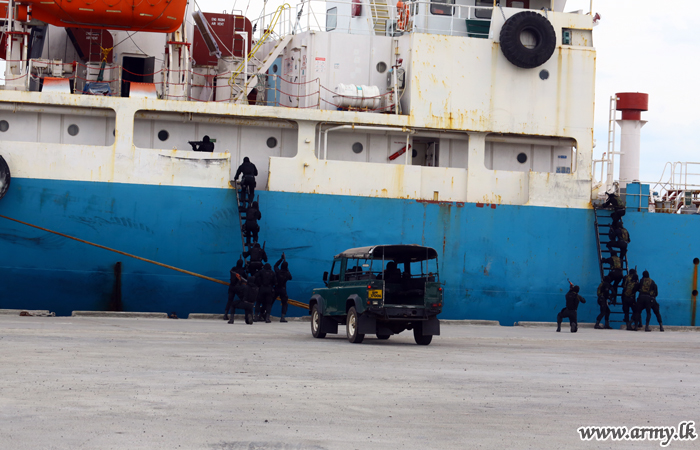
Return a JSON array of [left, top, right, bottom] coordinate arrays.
[[593, 206, 628, 324], [234, 182, 256, 258]]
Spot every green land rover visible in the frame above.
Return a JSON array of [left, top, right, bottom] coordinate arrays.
[[309, 245, 443, 345]]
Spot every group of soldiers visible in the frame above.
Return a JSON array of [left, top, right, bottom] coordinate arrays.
[[224, 253, 293, 324], [557, 192, 664, 333], [223, 157, 293, 324]]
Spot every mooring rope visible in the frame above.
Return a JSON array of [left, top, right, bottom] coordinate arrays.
[[0, 214, 309, 310]]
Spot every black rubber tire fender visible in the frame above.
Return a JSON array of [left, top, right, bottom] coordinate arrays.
[[0, 155, 10, 201], [499, 11, 557, 69]]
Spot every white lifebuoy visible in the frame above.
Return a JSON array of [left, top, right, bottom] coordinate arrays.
[[0, 155, 10, 200]]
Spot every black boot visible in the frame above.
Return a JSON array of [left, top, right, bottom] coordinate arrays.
[[265, 313, 271, 323], [228, 316, 234, 324], [280, 315, 287, 323], [253, 315, 261, 322], [571, 322, 578, 333], [245, 312, 253, 324], [594, 322, 602, 329], [603, 322, 613, 329], [659, 323, 664, 332], [556, 325, 561, 332], [223, 314, 229, 321], [645, 325, 651, 332]]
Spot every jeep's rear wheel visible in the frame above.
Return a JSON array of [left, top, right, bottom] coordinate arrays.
[[311, 304, 326, 339], [346, 307, 364, 343], [376, 334, 390, 340], [413, 323, 432, 345]]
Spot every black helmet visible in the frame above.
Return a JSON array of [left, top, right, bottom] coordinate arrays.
[[281, 261, 288, 270], [252, 201, 258, 208], [236, 258, 243, 268], [629, 268, 636, 275], [573, 285, 580, 293], [264, 263, 271, 270], [643, 270, 650, 278], [254, 242, 261, 248], [203, 135, 210, 142], [243, 157, 250, 163]]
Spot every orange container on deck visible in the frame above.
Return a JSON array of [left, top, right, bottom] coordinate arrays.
[[25, 0, 188, 33]]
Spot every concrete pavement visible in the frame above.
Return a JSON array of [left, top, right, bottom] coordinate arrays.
[[0, 316, 698, 449]]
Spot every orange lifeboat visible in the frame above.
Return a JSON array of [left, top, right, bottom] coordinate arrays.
[[23, 0, 188, 33]]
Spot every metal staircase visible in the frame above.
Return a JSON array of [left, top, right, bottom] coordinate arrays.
[[370, 0, 392, 34], [232, 35, 292, 104], [593, 206, 628, 323]]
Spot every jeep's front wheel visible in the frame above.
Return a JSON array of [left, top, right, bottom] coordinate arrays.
[[346, 307, 364, 344], [413, 323, 432, 345], [311, 304, 326, 339]]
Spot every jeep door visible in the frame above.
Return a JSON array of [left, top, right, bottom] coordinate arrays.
[[324, 259, 344, 315]]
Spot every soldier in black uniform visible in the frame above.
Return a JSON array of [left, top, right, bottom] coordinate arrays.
[[244, 201, 262, 244], [594, 276, 613, 329], [233, 157, 258, 206], [243, 242, 267, 277], [557, 284, 586, 333], [244, 272, 260, 322], [602, 191, 626, 226], [224, 258, 246, 321], [255, 263, 277, 323], [606, 221, 630, 259], [621, 268, 639, 330], [635, 270, 664, 332], [602, 251, 623, 303], [274, 253, 293, 323], [224, 259, 254, 325], [190, 135, 215, 152]]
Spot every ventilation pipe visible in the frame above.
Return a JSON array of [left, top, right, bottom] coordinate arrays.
[[615, 92, 648, 189]]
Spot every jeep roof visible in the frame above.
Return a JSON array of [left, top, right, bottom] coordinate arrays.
[[334, 244, 438, 261]]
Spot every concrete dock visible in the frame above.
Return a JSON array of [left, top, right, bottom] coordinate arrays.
[[1, 315, 698, 449]]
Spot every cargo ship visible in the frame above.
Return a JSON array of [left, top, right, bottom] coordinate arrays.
[[0, 0, 698, 326]]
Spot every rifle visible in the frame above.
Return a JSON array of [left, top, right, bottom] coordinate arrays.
[[188, 140, 203, 151], [567, 278, 574, 289]]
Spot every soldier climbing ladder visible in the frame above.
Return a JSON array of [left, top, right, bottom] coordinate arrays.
[[593, 205, 629, 325]]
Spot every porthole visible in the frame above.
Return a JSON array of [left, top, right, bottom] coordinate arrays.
[[352, 142, 364, 154], [376, 61, 387, 73], [412, 149, 418, 158], [158, 130, 169, 141], [67, 124, 79, 136], [539, 69, 550, 80], [0, 120, 8, 132], [266, 137, 278, 148], [517, 152, 528, 164], [271, 64, 279, 74]]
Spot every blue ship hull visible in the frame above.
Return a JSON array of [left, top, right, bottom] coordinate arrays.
[[1, 177, 698, 326]]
